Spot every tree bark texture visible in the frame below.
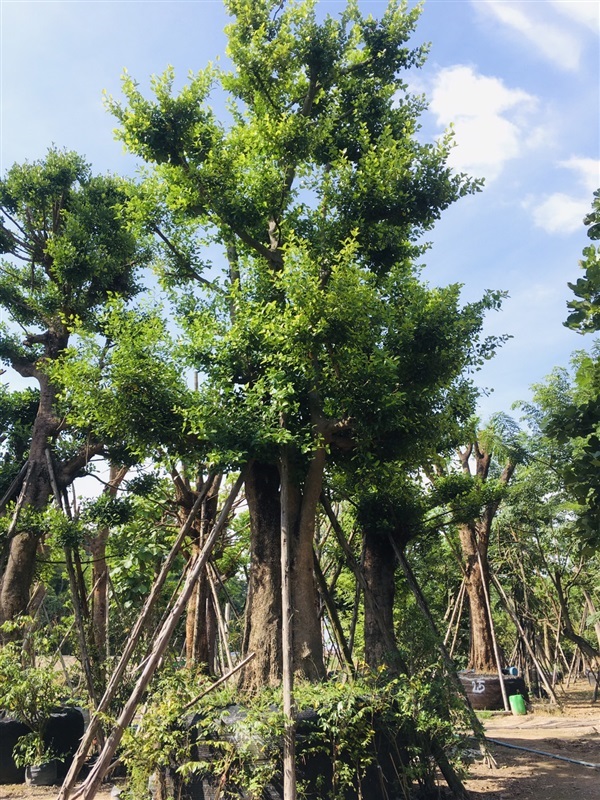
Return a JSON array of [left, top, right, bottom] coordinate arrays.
[[288, 448, 326, 682], [0, 333, 102, 624], [239, 462, 283, 693], [239, 453, 326, 692], [0, 378, 56, 624], [459, 521, 498, 673], [457, 444, 515, 673], [363, 530, 397, 671]]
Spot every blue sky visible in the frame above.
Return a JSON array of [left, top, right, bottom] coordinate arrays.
[[0, 0, 598, 421]]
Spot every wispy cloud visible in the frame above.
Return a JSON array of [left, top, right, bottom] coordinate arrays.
[[429, 65, 538, 181], [560, 157, 600, 194], [550, 0, 600, 32], [525, 158, 600, 234], [475, 0, 585, 71]]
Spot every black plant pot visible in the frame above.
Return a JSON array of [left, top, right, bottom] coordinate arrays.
[[25, 760, 58, 786]]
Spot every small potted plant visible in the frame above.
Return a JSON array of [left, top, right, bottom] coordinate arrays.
[[12, 731, 60, 785], [0, 634, 70, 785]]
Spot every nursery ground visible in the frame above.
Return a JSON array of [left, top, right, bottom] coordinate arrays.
[[465, 679, 600, 799], [0, 680, 598, 800]]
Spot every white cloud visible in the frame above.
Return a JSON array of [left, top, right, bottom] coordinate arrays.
[[526, 157, 599, 234], [529, 193, 590, 234], [559, 157, 600, 194], [550, 0, 600, 32], [430, 66, 538, 181], [476, 0, 584, 71]]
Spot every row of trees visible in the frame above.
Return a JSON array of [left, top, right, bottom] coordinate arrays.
[[0, 0, 598, 796]]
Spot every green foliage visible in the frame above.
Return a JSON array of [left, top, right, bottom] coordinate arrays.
[[12, 732, 57, 769], [566, 189, 600, 333], [106, 0, 500, 476], [531, 353, 600, 549], [107, 490, 181, 610], [47, 299, 193, 463], [0, 636, 71, 766], [43, 506, 84, 548], [0, 385, 38, 496], [430, 472, 508, 526], [121, 667, 470, 800], [81, 492, 133, 529], [0, 148, 146, 340]]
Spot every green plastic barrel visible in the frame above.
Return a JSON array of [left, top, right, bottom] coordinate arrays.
[[509, 693, 527, 715]]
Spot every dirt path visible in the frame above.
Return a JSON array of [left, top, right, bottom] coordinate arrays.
[[465, 681, 600, 799]]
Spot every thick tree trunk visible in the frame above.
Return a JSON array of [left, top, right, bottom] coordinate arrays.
[[239, 452, 326, 692], [238, 462, 283, 693], [0, 530, 40, 624], [289, 448, 326, 681], [363, 530, 397, 670], [0, 413, 55, 625], [459, 522, 498, 673]]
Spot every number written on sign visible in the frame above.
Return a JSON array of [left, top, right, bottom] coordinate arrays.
[[471, 679, 486, 694]]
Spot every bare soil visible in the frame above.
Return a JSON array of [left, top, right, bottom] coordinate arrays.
[[465, 679, 600, 799], [1, 680, 598, 799]]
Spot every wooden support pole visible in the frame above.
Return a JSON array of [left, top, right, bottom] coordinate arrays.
[[313, 548, 354, 672], [56, 471, 222, 800], [207, 565, 234, 672], [65, 467, 248, 800], [280, 448, 297, 800], [491, 574, 559, 705], [45, 449, 98, 707], [475, 547, 510, 713], [444, 580, 466, 647]]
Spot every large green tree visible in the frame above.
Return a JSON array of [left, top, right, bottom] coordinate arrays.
[[0, 148, 148, 624], [107, 0, 502, 689], [554, 189, 600, 546]]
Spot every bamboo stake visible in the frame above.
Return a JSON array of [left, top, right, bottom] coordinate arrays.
[[490, 574, 559, 705], [280, 448, 297, 800], [66, 467, 248, 800], [0, 460, 29, 512], [207, 566, 234, 672], [475, 547, 510, 713], [449, 582, 467, 659], [45, 449, 98, 707], [313, 548, 354, 672], [444, 580, 466, 646], [391, 538, 482, 794], [5, 461, 34, 539], [56, 471, 221, 800], [551, 607, 562, 686], [181, 652, 256, 713]]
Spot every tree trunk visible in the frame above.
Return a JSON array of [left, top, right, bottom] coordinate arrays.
[[0, 529, 41, 624], [239, 451, 326, 691], [459, 522, 498, 672], [0, 432, 54, 625], [89, 465, 128, 680], [289, 448, 326, 681], [363, 530, 397, 670], [238, 462, 283, 693]]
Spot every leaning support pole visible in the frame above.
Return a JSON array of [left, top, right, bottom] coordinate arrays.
[[475, 547, 510, 713], [67, 467, 248, 800], [391, 537, 480, 797], [490, 574, 559, 705], [280, 448, 297, 800], [313, 548, 354, 672], [56, 470, 230, 800]]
